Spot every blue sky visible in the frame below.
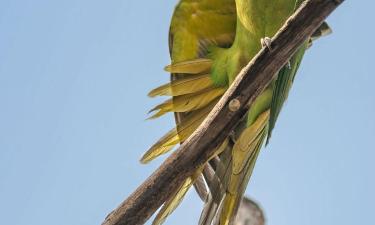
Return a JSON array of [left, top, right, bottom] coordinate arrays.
[[0, 1, 374, 225]]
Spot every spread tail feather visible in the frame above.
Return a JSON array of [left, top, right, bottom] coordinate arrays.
[[148, 87, 225, 119]]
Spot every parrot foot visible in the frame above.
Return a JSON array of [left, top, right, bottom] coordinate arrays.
[[332, 0, 342, 4], [261, 37, 272, 51]]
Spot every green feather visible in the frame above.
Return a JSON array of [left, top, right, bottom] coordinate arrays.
[[267, 43, 307, 142]]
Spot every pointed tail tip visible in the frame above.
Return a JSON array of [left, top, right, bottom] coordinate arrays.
[[164, 65, 172, 72]]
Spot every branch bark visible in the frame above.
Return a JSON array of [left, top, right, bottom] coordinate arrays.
[[102, 0, 344, 224]]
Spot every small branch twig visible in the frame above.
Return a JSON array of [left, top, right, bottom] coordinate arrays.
[[102, 0, 344, 224], [235, 197, 265, 225]]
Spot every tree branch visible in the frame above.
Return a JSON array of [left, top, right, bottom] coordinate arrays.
[[102, 0, 344, 224]]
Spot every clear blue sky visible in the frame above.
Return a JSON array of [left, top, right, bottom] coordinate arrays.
[[0, 1, 373, 225]]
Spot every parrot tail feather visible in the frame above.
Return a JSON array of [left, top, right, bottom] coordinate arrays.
[[311, 21, 332, 41], [153, 176, 195, 225], [199, 111, 269, 225]]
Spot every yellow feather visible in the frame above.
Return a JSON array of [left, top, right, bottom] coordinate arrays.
[[140, 128, 179, 163], [148, 74, 214, 97], [219, 193, 238, 225], [148, 87, 225, 119], [164, 58, 212, 74], [232, 110, 270, 175], [219, 137, 264, 225]]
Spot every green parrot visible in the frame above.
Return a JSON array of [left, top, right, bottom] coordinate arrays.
[[141, 0, 331, 224]]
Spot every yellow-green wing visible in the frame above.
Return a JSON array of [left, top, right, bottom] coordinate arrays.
[[144, 0, 237, 164], [169, 0, 236, 144]]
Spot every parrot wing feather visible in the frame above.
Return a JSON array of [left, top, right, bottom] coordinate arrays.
[[267, 1, 332, 141], [165, 59, 213, 74], [148, 87, 225, 119]]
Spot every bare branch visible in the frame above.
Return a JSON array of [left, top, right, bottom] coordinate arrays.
[[102, 0, 344, 224]]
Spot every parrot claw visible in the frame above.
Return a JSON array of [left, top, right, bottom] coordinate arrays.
[[229, 131, 237, 144], [261, 37, 272, 51], [286, 60, 291, 69]]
